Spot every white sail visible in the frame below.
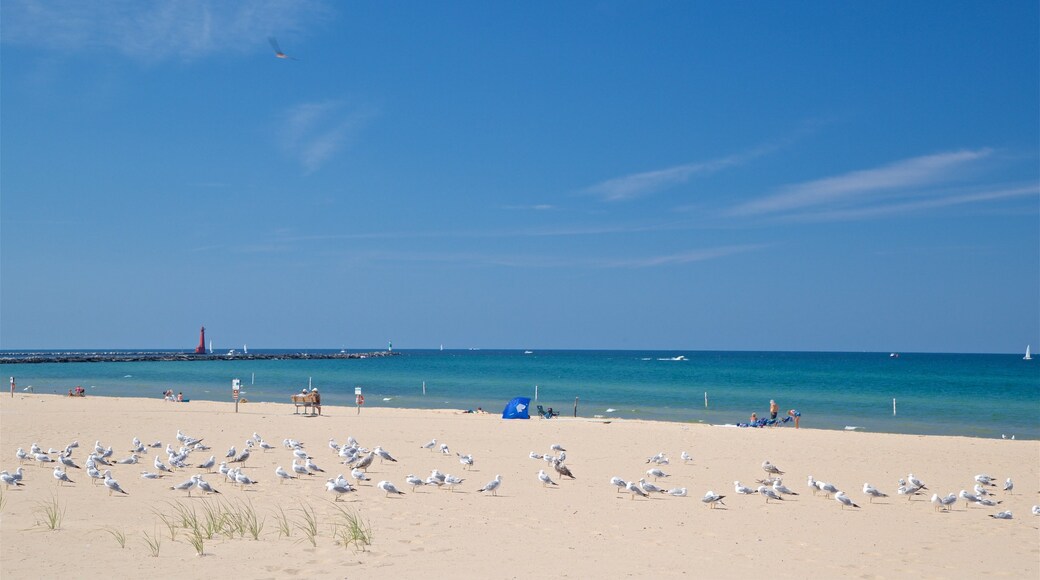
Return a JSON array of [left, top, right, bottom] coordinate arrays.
[[1026, 345, 1032, 361]]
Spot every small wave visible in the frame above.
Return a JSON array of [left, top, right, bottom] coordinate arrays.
[[844, 426, 861, 431], [605, 408, 617, 413], [382, 397, 392, 401], [123, 375, 133, 378]]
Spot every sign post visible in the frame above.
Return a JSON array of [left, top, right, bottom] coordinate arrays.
[[355, 386, 363, 415], [232, 379, 241, 413], [10, 377, 14, 398]]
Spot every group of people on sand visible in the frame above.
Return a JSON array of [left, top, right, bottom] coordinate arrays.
[[67, 386, 85, 397], [162, 389, 184, 402], [746, 399, 800, 428]]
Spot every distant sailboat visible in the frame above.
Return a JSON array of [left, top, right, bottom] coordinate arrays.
[[1026, 345, 1032, 361], [208, 340, 213, 354], [440, 344, 444, 351], [244, 344, 248, 355]]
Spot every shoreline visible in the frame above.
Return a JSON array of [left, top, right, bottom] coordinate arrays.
[[2, 393, 1037, 578]]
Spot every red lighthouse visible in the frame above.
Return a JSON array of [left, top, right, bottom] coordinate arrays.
[[195, 326, 206, 354]]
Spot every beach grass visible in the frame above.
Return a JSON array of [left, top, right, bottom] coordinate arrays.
[[34, 495, 65, 530], [273, 505, 292, 538], [330, 503, 372, 551], [142, 528, 162, 557], [102, 526, 127, 549], [294, 502, 319, 547]]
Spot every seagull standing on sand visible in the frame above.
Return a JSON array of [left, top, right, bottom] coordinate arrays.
[[53, 467, 75, 486], [275, 466, 294, 483], [373, 446, 398, 463], [439, 443, 451, 455], [59, 455, 81, 469], [1003, 478, 1013, 494], [647, 468, 670, 481], [140, 471, 165, 479], [773, 479, 798, 496], [1, 470, 24, 487], [197, 456, 216, 471], [989, 511, 1012, 519], [862, 483, 888, 503], [351, 468, 370, 483], [406, 474, 425, 491], [681, 451, 693, 463], [639, 478, 667, 495], [835, 491, 860, 509], [668, 487, 688, 497], [326, 479, 354, 500], [758, 486, 783, 503], [553, 460, 576, 480], [538, 470, 558, 487], [611, 476, 627, 494], [103, 470, 129, 496], [975, 474, 996, 486], [626, 480, 649, 499], [816, 481, 839, 498], [305, 458, 325, 473], [444, 474, 465, 492], [421, 439, 437, 450], [378, 480, 406, 497], [1030, 505, 1040, 516], [457, 453, 474, 470], [551, 444, 566, 452], [171, 476, 196, 496], [762, 461, 784, 476], [734, 481, 755, 495], [702, 490, 726, 508], [907, 473, 927, 490], [353, 452, 375, 471], [478, 475, 503, 496]]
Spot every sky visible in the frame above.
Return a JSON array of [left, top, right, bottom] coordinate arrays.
[[1, 1, 1037, 353]]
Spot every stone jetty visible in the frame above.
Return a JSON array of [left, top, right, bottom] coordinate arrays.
[[0, 351, 399, 364]]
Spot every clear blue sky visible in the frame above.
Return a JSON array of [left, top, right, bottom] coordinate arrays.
[[2, 1, 1037, 353]]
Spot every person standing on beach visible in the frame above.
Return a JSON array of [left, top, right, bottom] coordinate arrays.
[[788, 409, 800, 429], [769, 400, 779, 420]]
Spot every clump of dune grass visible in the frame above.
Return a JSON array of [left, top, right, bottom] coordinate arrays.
[[330, 503, 373, 551], [102, 526, 127, 549], [294, 502, 319, 547], [143, 529, 162, 557], [272, 505, 292, 538], [152, 509, 178, 541], [236, 499, 265, 540], [34, 495, 65, 531], [185, 526, 205, 556]]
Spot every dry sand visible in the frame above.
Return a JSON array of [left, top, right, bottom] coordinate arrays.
[[1, 394, 1037, 579]]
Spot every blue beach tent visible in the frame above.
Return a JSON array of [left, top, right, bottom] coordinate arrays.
[[502, 397, 531, 419]]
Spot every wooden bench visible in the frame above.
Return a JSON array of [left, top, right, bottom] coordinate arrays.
[[290, 392, 319, 415]]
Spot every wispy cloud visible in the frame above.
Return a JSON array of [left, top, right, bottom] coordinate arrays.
[[584, 153, 752, 202], [501, 204, 556, 211], [1, 0, 330, 62], [280, 100, 376, 173], [730, 149, 993, 217], [600, 244, 768, 268]]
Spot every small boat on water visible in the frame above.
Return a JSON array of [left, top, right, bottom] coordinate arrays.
[[524, 350, 533, 355], [1025, 345, 1032, 361], [890, 353, 900, 358]]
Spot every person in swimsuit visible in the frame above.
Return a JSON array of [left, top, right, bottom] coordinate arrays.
[[769, 400, 779, 420], [788, 409, 801, 429]]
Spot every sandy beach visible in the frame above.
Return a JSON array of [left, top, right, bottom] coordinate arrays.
[[1, 393, 1037, 579]]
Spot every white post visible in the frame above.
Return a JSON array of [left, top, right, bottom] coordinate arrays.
[[422, 381, 426, 395], [704, 392, 708, 408], [534, 385, 539, 401], [893, 398, 897, 416], [308, 377, 312, 389], [251, 372, 255, 385]]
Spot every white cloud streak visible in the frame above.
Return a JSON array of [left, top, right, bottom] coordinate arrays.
[[280, 100, 376, 173], [1, 0, 330, 62], [730, 149, 993, 216]]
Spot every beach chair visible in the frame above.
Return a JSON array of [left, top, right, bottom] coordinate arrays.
[[535, 405, 558, 419]]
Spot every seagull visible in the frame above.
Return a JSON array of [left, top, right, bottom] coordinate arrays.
[[10, 467, 24, 483], [171, 476, 197, 496], [646, 451, 667, 464], [478, 475, 503, 496], [197, 456, 216, 471], [734, 481, 755, 495], [275, 466, 294, 483], [702, 490, 726, 508], [529, 452, 544, 460], [960, 489, 982, 508], [268, 37, 298, 60], [292, 461, 311, 477], [218, 462, 230, 480], [154, 456, 172, 473], [439, 443, 451, 455], [610, 476, 627, 494], [989, 511, 1012, 519], [140, 471, 165, 479], [305, 458, 325, 473], [378, 480, 406, 497], [974, 483, 991, 497], [59, 455, 81, 469], [351, 467, 370, 483], [234, 470, 258, 487], [326, 479, 355, 500], [907, 473, 927, 490], [53, 467, 75, 485], [353, 452, 375, 471], [149, 441, 162, 448], [538, 469, 558, 487], [762, 460, 784, 476], [550, 444, 566, 452], [835, 491, 860, 509], [1, 470, 23, 487], [1031, 505, 1040, 516], [626, 480, 649, 499], [117, 454, 140, 465], [668, 487, 688, 497], [34, 453, 55, 464], [977, 496, 1002, 507], [816, 481, 840, 498], [862, 483, 888, 503], [931, 493, 948, 511], [103, 470, 129, 495], [87, 466, 103, 484], [405, 474, 426, 490], [553, 460, 576, 479], [758, 485, 783, 503], [773, 479, 798, 496], [680, 451, 693, 463], [444, 474, 465, 492], [457, 453, 474, 470], [373, 446, 398, 463], [1003, 478, 1013, 494], [225, 446, 236, 459], [639, 478, 667, 495], [328, 438, 340, 452], [233, 448, 251, 463], [421, 439, 437, 450], [897, 485, 923, 500], [974, 474, 996, 486], [428, 469, 447, 485], [15, 448, 28, 463], [259, 440, 276, 452], [646, 468, 670, 481]]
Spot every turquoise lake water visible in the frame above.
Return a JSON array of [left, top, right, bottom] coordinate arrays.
[[3, 349, 1037, 439]]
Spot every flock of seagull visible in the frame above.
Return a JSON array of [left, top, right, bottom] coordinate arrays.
[[4, 432, 1038, 521]]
